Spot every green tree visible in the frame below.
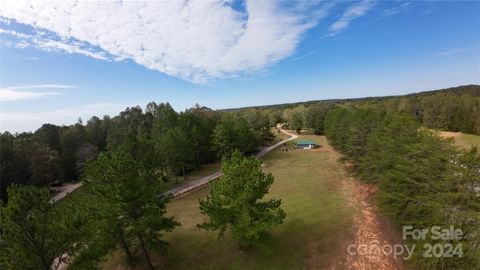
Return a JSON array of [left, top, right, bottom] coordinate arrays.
[[212, 115, 257, 157], [156, 127, 193, 182], [106, 106, 152, 150], [283, 105, 305, 133], [82, 138, 179, 269], [85, 116, 107, 151], [303, 103, 333, 135], [0, 132, 16, 202], [33, 124, 61, 151], [14, 139, 61, 187], [0, 185, 79, 270], [198, 151, 285, 249]]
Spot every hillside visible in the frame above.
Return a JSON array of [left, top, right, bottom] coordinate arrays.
[[224, 85, 480, 111]]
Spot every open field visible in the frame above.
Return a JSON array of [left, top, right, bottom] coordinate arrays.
[[439, 131, 480, 149], [103, 134, 357, 269]]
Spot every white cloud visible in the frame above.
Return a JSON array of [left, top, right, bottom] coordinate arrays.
[[0, 85, 73, 101], [0, 103, 124, 132], [436, 47, 467, 56], [0, 0, 328, 83], [382, 1, 410, 17], [10, 84, 74, 89], [22, 56, 40, 61], [0, 27, 110, 60], [327, 0, 374, 37], [0, 89, 61, 101], [0, 28, 30, 38], [33, 39, 109, 60]]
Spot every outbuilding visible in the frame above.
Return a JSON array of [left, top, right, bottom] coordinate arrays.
[[295, 139, 318, 149]]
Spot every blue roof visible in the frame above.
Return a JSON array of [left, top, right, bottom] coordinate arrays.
[[296, 139, 317, 145]]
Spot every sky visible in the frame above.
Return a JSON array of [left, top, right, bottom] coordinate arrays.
[[0, 0, 479, 133]]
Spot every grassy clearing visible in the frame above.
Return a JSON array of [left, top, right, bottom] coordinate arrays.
[[439, 131, 480, 149], [103, 134, 355, 269]]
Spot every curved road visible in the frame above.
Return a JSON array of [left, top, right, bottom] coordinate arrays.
[[163, 125, 298, 197], [50, 125, 297, 203]]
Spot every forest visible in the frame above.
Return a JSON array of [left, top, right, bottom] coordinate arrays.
[[324, 107, 480, 269], [0, 103, 276, 202], [238, 84, 480, 135]]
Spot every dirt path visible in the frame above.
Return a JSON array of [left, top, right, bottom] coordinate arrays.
[[319, 142, 406, 270], [339, 178, 406, 270]]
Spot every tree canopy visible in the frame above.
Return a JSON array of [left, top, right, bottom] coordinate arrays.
[[199, 150, 286, 249]]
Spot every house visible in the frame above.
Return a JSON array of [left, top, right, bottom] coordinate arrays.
[[295, 139, 318, 149]]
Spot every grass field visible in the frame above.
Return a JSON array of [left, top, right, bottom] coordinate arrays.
[[439, 131, 480, 150], [103, 133, 355, 269]]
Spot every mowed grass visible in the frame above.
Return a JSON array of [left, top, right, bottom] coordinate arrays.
[[103, 134, 355, 269], [439, 131, 480, 150]]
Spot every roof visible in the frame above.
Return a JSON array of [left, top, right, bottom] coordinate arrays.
[[296, 139, 317, 145]]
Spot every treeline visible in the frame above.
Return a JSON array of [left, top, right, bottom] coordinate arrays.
[[357, 85, 480, 134], [2, 85, 477, 202], [0, 103, 277, 202], [324, 108, 480, 269], [233, 85, 480, 135]]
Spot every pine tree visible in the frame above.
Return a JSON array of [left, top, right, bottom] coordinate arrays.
[[198, 150, 286, 249], [0, 185, 79, 270], [82, 138, 180, 269]]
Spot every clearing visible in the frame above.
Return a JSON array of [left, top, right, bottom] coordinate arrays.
[[103, 131, 405, 269], [439, 131, 480, 149]]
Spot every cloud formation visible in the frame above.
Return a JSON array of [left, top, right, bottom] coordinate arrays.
[[382, 1, 410, 17], [0, 0, 326, 83], [0, 85, 72, 101], [10, 84, 74, 89], [327, 0, 374, 37], [0, 89, 60, 101], [436, 47, 467, 56]]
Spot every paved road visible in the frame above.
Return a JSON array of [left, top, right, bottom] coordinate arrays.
[[163, 125, 298, 198], [49, 126, 298, 203], [49, 182, 83, 203]]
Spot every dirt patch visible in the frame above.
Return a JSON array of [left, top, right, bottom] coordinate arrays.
[[332, 167, 407, 270], [438, 131, 461, 139], [325, 150, 408, 270]]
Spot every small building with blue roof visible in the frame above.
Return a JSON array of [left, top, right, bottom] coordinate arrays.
[[295, 139, 318, 149]]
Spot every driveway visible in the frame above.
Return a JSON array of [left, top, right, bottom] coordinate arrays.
[[163, 125, 298, 198], [49, 182, 83, 203]]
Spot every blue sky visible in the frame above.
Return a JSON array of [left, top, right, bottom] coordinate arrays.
[[0, 0, 479, 132]]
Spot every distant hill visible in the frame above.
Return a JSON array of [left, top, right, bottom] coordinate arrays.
[[224, 84, 480, 111]]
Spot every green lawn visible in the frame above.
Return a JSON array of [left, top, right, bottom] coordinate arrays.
[[103, 135, 355, 269], [439, 131, 480, 150]]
